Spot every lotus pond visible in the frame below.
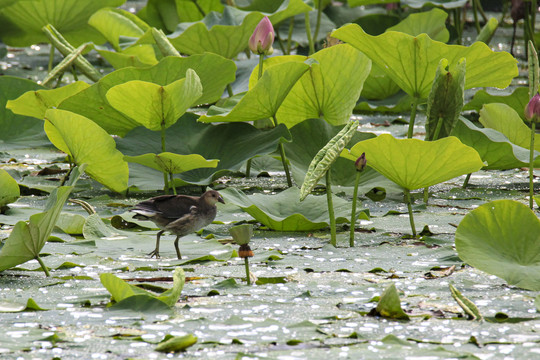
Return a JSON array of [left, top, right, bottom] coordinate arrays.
[[1, 0, 540, 359]]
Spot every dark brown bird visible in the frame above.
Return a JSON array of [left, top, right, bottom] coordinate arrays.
[[131, 190, 225, 259]]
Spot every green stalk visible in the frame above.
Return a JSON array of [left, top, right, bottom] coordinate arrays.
[[313, 1, 322, 48], [350, 170, 361, 247], [275, 30, 286, 54], [407, 96, 420, 139], [273, 116, 293, 187], [246, 55, 266, 177], [530, 119, 536, 209], [304, 12, 315, 55], [169, 172, 177, 195], [404, 189, 416, 237], [287, 17, 294, 54], [423, 187, 429, 204], [244, 257, 251, 285], [226, 84, 234, 97], [472, 0, 481, 34], [422, 116, 444, 202], [462, 173, 471, 188], [326, 171, 336, 246], [453, 8, 462, 45], [48, 43, 54, 72], [36, 255, 50, 277], [161, 126, 169, 192]]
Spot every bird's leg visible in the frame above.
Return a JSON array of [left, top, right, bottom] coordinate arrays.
[[174, 236, 182, 260], [148, 230, 164, 258]]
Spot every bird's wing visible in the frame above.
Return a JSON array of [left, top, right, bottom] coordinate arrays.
[[152, 195, 198, 219]]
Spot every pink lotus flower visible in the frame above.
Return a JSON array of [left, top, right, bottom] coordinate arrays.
[[249, 16, 274, 55], [525, 93, 540, 121]]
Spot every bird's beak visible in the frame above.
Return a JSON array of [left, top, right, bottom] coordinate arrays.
[[218, 196, 225, 204]]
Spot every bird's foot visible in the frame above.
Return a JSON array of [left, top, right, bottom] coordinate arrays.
[[148, 249, 160, 259]]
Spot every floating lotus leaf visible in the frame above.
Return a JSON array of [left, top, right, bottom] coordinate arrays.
[[221, 187, 369, 232], [452, 117, 540, 170], [332, 24, 518, 99], [464, 87, 529, 121], [7, 81, 90, 120], [341, 134, 484, 190], [124, 152, 218, 174], [479, 103, 540, 151], [375, 283, 410, 320], [44, 109, 129, 193], [59, 55, 235, 136], [455, 200, 540, 291], [0, 0, 125, 46], [199, 61, 310, 123], [0, 169, 20, 208], [401, 0, 468, 8], [106, 69, 202, 131]]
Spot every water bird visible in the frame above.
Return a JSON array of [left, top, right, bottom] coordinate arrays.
[[131, 190, 224, 259]]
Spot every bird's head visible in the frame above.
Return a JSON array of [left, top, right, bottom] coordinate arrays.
[[203, 190, 225, 205]]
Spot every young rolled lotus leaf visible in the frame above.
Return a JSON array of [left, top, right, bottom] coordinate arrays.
[[44, 109, 129, 193], [449, 284, 483, 321], [155, 334, 197, 353], [425, 58, 466, 141], [59, 54, 236, 136], [0, 165, 86, 276], [6, 81, 90, 120], [0, 169, 20, 210], [479, 103, 540, 152], [455, 200, 540, 291], [0, 0, 125, 46]]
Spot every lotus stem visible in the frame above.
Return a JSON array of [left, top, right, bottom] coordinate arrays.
[[305, 12, 315, 55], [530, 119, 536, 209], [287, 17, 294, 54], [273, 116, 293, 187], [404, 189, 417, 237], [226, 84, 234, 97], [349, 170, 361, 247], [472, 0, 481, 34], [453, 8, 462, 45], [313, 1, 322, 48], [258, 53, 264, 81], [407, 96, 420, 139], [423, 187, 429, 204], [275, 30, 286, 54], [462, 173, 471, 188], [244, 257, 251, 285], [36, 255, 50, 277], [326, 171, 337, 246], [161, 126, 170, 192], [169, 172, 177, 195], [432, 117, 444, 140], [48, 44, 54, 73]]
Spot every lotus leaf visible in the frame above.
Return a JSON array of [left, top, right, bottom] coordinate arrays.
[[116, 114, 291, 186], [0, 76, 50, 150], [452, 117, 540, 170], [464, 87, 529, 121], [59, 55, 235, 136], [221, 187, 369, 232], [425, 58, 465, 140], [199, 61, 310, 123], [96, 45, 158, 69], [332, 25, 518, 99], [387, 8, 449, 42], [0, 165, 85, 275], [479, 103, 540, 151], [240, 0, 312, 25], [455, 200, 540, 291], [88, 7, 150, 50], [124, 153, 218, 174], [44, 109, 129, 193], [401, 0, 468, 8], [361, 64, 401, 100], [155, 334, 197, 353], [106, 69, 202, 131], [0, 0, 125, 46], [375, 283, 410, 320], [7, 81, 90, 120], [0, 169, 20, 208], [349, 0, 398, 5], [341, 134, 484, 190]]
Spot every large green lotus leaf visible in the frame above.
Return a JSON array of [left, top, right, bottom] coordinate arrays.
[[239, 0, 312, 24], [387, 8, 449, 42], [341, 134, 484, 190], [124, 152, 218, 173], [116, 113, 292, 186], [96, 45, 158, 69], [174, 0, 224, 23], [464, 88, 529, 121], [58, 55, 235, 136], [452, 117, 540, 170], [455, 200, 540, 291], [479, 103, 540, 151], [169, 7, 263, 59], [44, 109, 129, 193], [252, 45, 371, 128], [88, 7, 150, 50], [199, 61, 310, 123], [0, 0, 125, 46], [349, 0, 398, 5], [277, 9, 335, 47], [6, 81, 90, 120], [106, 69, 202, 131], [402, 0, 468, 8], [284, 119, 400, 193], [0, 169, 20, 208], [0, 166, 84, 273], [0, 76, 50, 150], [355, 92, 414, 113], [332, 25, 518, 99], [361, 63, 401, 100], [221, 187, 369, 231]]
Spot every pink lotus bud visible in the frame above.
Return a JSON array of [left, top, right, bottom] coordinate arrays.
[[355, 152, 367, 172], [249, 16, 274, 55], [525, 93, 540, 121]]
